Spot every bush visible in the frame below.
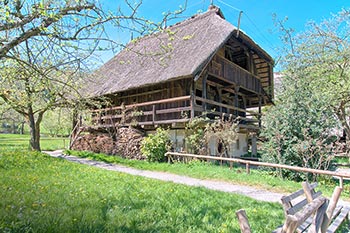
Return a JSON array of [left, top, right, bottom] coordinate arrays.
[[140, 128, 172, 162], [185, 115, 238, 156], [261, 75, 338, 181]]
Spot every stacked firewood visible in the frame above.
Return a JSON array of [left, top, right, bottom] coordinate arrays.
[[112, 127, 146, 160], [71, 133, 115, 154], [71, 127, 146, 159]]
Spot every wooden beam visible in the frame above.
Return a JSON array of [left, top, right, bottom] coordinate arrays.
[[202, 73, 208, 111], [194, 96, 261, 115], [92, 95, 191, 113]]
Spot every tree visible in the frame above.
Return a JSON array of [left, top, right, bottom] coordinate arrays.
[[261, 75, 337, 181], [275, 9, 350, 141], [261, 10, 350, 180], [0, 0, 187, 151], [295, 9, 350, 140], [41, 108, 74, 137], [0, 100, 25, 134]]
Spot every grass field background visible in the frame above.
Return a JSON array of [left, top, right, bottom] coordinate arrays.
[[1, 133, 349, 232], [0, 149, 284, 232], [0, 134, 68, 151]]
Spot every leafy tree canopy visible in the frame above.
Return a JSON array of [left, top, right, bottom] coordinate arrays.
[[0, 0, 186, 151], [261, 9, 350, 180]]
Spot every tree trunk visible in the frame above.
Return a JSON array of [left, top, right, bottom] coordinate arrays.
[[28, 109, 40, 151], [27, 107, 45, 151], [20, 122, 24, 134], [336, 102, 350, 141]]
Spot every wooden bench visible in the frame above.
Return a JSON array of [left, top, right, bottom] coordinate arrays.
[[277, 182, 350, 233], [236, 182, 350, 233]]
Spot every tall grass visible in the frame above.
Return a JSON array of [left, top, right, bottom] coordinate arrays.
[[0, 151, 284, 232]]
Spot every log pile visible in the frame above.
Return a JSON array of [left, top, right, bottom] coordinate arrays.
[[71, 133, 115, 154], [112, 127, 145, 160], [71, 127, 146, 159]]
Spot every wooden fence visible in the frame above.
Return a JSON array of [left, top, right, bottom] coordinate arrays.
[[165, 152, 350, 187]]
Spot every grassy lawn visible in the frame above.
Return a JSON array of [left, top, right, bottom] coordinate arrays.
[[0, 134, 68, 151], [66, 150, 349, 199], [0, 150, 284, 232]]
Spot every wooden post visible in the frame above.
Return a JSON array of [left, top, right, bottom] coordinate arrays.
[[258, 95, 262, 128], [302, 181, 314, 203], [217, 87, 222, 113], [282, 215, 299, 233], [167, 154, 171, 164], [202, 73, 208, 112], [234, 86, 240, 117], [251, 133, 257, 156], [152, 105, 156, 124], [190, 93, 195, 119], [236, 209, 251, 233], [246, 163, 250, 174], [339, 177, 344, 188], [268, 63, 274, 98], [321, 186, 343, 233]]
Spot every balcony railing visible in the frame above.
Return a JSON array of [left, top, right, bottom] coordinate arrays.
[[208, 55, 263, 94], [85, 95, 261, 131]]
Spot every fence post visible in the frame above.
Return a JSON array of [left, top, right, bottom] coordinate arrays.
[[236, 209, 251, 233], [246, 163, 250, 174]]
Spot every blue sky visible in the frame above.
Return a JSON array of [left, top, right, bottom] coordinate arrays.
[[101, 0, 350, 70]]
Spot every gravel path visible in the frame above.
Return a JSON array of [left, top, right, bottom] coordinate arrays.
[[45, 150, 286, 203]]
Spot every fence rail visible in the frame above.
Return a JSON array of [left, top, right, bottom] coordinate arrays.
[[165, 152, 350, 187]]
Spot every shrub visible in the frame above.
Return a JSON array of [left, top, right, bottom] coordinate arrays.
[[185, 115, 238, 156], [140, 128, 172, 162], [185, 117, 208, 154]]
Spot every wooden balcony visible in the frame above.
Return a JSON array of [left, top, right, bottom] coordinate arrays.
[[208, 55, 264, 94], [86, 95, 261, 132]]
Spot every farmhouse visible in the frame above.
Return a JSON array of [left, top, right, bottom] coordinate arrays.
[[71, 5, 274, 158]]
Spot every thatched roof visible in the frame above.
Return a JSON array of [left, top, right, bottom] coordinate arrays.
[[91, 6, 273, 97]]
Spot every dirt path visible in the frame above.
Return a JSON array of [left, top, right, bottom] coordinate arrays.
[[45, 150, 286, 203]]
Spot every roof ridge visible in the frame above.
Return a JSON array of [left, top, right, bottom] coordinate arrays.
[[121, 9, 222, 50], [167, 8, 220, 30]]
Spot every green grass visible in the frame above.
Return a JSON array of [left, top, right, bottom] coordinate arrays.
[[0, 150, 284, 232], [65, 150, 350, 199], [334, 156, 350, 165], [0, 133, 68, 151]]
